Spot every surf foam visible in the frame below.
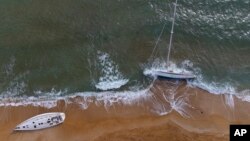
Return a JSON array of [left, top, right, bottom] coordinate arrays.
[[0, 88, 150, 110], [95, 51, 129, 90]]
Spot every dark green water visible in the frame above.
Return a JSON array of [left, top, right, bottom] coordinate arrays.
[[0, 0, 249, 97]]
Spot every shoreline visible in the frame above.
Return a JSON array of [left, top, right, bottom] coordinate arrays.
[[1, 80, 250, 141]]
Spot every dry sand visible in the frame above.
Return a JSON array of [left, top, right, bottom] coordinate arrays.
[[1, 80, 250, 141]]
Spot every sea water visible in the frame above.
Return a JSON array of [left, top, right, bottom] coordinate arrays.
[[0, 0, 249, 107]]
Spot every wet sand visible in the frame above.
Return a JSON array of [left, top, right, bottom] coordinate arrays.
[[1, 80, 250, 141]]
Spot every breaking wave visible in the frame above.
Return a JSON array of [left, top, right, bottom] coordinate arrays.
[[95, 51, 129, 90]]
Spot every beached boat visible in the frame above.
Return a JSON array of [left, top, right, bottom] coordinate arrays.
[[153, 0, 195, 80], [14, 112, 65, 131], [154, 70, 195, 79]]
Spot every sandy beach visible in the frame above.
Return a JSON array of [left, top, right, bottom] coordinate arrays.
[[1, 80, 250, 141]]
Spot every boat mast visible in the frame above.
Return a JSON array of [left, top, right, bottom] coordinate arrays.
[[166, 0, 178, 67]]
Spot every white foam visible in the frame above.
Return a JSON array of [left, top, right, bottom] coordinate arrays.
[[190, 80, 250, 108], [225, 94, 234, 109], [156, 86, 194, 118], [235, 89, 250, 102], [95, 79, 129, 91], [0, 88, 150, 110], [188, 73, 236, 95], [0, 87, 67, 108], [170, 96, 193, 118], [95, 51, 129, 90], [1, 79, 27, 97], [0, 98, 58, 109], [34, 88, 67, 97]]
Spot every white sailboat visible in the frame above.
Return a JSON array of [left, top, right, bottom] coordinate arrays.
[[14, 112, 65, 131], [153, 0, 195, 80]]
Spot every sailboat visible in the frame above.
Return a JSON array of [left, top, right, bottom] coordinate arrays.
[[14, 112, 65, 131], [153, 0, 195, 80]]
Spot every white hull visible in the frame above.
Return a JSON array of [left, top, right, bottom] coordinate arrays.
[[14, 112, 65, 131], [154, 70, 195, 79]]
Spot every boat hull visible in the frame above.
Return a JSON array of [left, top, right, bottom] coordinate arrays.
[[14, 112, 65, 131], [154, 70, 196, 79]]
